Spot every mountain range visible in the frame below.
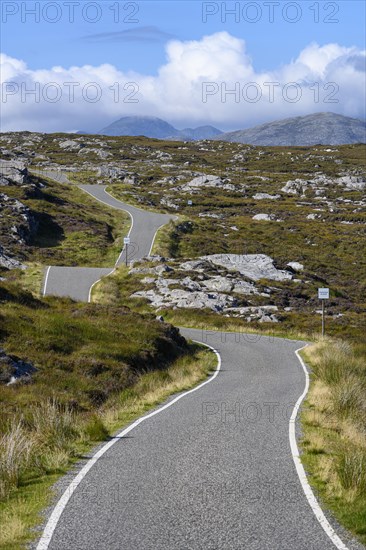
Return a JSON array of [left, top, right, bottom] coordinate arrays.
[[97, 116, 222, 141], [82, 112, 366, 145], [214, 112, 366, 146]]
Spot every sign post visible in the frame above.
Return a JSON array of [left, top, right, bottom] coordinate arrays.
[[123, 236, 130, 266], [318, 288, 329, 337]]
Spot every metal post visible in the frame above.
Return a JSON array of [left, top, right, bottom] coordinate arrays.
[[321, 300, 325, 337], [125, 243, 128, 266]]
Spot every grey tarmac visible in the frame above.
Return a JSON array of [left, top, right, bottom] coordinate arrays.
[[37, 329, 363, 550]]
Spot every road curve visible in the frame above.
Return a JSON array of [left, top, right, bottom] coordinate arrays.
[[37, 171, 360, 549], [35, 329, 359, 550], [42, 182, 176, 301]]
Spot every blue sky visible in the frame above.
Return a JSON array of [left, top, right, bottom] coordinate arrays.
[[2, 1, 365, 72], [1, 1, 366, 131]]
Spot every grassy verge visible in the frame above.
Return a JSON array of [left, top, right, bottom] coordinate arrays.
[[301, 339, 366, 545], [4, 264, 45, 297], [149, 220, 178, 258]]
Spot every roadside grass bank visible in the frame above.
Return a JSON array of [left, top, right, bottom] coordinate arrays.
[[0, 278, 216, 548], [1, 175, 130, 268], [5, 263, 45, 297], [301, 339, 366, 545], [149, 219, 180, 258]]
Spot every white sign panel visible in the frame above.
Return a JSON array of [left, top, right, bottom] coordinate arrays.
[[187, 200, 193, 206], [318, 288, 329, 299], [124, 237, 130, 245]]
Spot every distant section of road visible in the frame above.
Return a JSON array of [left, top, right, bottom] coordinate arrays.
[[79, 184, 175, 265], [43, 266, 112, 302], [38, 172, 176, 301]]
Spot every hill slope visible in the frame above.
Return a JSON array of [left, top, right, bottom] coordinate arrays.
[[99, 116, 178, 139], [98, 116, 222, 140], [214, 112, 366, 146]]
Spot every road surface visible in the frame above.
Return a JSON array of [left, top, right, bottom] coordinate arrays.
[[42, 180, 175, 301], [36, 329, 360, 550]]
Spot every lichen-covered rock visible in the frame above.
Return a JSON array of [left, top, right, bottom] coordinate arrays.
[[252, 213, 282, 222], [59, 140, 81, 150], [225, 306, 279, 322], [287, 261, 304, 272], [202, 254, 292, 281], [131, 287, 236, 312], [281, 179, 310, 195], [0, 245, 25, 269], [180, 174, 235, 193], [337, 175, 365, 190], [253, 193, 280, 200], [0, 160, 30, 186]]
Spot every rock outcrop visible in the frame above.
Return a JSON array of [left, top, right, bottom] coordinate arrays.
[[129, 254, 292, 321], [201, 254, 292, 281], [0, 349, 36, 385]]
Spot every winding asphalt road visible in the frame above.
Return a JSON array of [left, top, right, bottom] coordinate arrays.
[[36, 330, 360, 550], [42, 180, 175, 301], [36, 172, 361, 550]]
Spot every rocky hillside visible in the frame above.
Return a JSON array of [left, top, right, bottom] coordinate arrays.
[[0, 131, 365, 339], [0, 157, 130, 269], [0, 160, 40, 268], [214, 112, 366, 146]]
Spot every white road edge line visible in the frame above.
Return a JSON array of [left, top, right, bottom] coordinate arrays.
[[291, 345, 349, 550], [36, 341, 221, 550], [148, 223, 166, 256], [43, 266, 51, 296]]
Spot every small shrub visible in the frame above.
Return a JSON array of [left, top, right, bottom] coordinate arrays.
[[0, 421, 33, 500], [312, 341, 353, 385], [331, 375, 364, 419], [39, 447, 70, 473], [337, 447, 366, 494], [82, 414, 109, 442], [30, 398, 78, 449]]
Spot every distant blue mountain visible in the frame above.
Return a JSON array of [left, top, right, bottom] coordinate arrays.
[[97, 116, 223, 141]]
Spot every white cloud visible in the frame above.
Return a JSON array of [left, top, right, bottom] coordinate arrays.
[[0, 32, 365, 132]]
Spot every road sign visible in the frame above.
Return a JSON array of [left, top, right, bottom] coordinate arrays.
[[187, 200, 193, 206], [124, 237, 130, 266], [318, 288, 329, 337], [318, 288, 329, 299]]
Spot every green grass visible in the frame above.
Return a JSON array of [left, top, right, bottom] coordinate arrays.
[[149, 219, 180, 257], [300, 340, 366, 545], [4, 264, 45, 297]]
